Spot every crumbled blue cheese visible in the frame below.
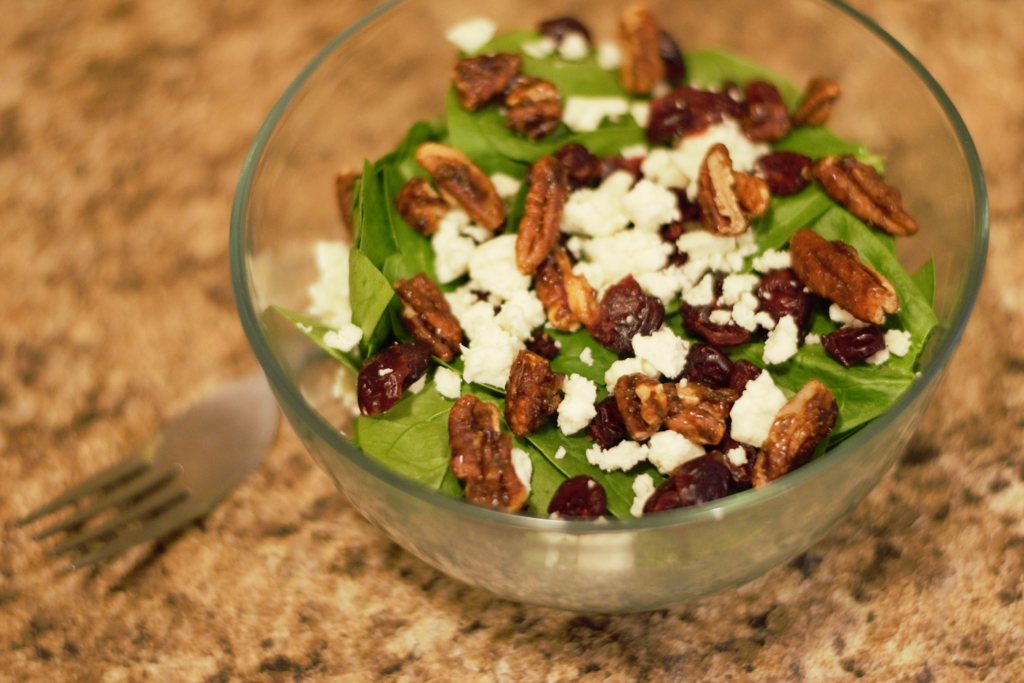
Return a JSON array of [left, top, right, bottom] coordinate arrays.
[[445, 18, 497, 54], [434, 367, 463, 399], [671, 119, 771, 200], [632, 327, 689, 379], [623, 179, 681, 232], [408, 374, 427, 395], [730, 371, 787, 448], [489, 172, 522, 199], [640, 148, 689, 189], [596, 41, 622, 70], [308, 241, 353, 329], [510, 447, 533, 493], [763, 315, 800, 364], [555, 446, 566, 460], [647, 430, 704, 474], [323, 323, 362, 353], [521, 35, 557, 59], [579, 347, 594, 366], [576, 229, 673, 291], [605, 357, 660, 387], [586, 439, 650, 472], [558, 32, 590, 61], [561, 171, 634, 237], [630, 101, 650, 128], [468, 234, 531, 299], [630, 473, 656, 517], [563, 96, 631, 132], [829, 304, 867, 328], [726, 446, 748, 467], [752, 249, 791, 273], [432, 210, 477, 283], [558, 374, 598, 435]]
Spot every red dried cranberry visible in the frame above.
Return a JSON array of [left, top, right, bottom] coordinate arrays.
[[741, 81, 792, 142], [600, 154, 643, 180], [821, 325, 886, 367], [547, 475, 607, 518], [643, 454, 731, 513], [587, 275, 665, 355], [658, 30, 686, 85], [556, 143, 602, 190], [756, 268, 812, 332], [729, 359, 762, 394], [357, 343, 431, 416], [538, 16, 592, 46], [588, 395, 627, 449], [681, 344, 734, 388], [646, 86, 743, 145], [673, 189, 702, 222], [682, 304, 751, 347], [525, 329, 560, 360], [710, 435, 756, 490], [660, 221, 687, 244], [756, 151, 812, 196], [721, 80, 743, 104]]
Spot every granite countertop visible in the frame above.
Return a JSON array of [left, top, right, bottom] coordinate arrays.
[[2, 0, 1022, 680]]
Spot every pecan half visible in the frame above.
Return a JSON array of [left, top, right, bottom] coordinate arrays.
[[393, 273, 463, 362], [587, 275, 664, 354], [791, 77, 841, 127], [535, 246, 597, 332], [789, 229, 899, 324], [752, 380, 837, 487], [556, 143, 603, 190], [741, 80, 791, 142], [504, 350, 565, 437], [618, 3, 664, 96], [734, 172, 770, 217], [395, 177, 449, 236], [698, 143, 747, 236], [615, 373, 668, 442], [335, 168, 360, 237], [505, 75, 563, 141], [809, 156, 919, 236], [415, 142, 506, 230], [448, 395, 528, 512], [517, 156, 568, 275], [663, 381, 737, 445], [452, 53, 522, 111]]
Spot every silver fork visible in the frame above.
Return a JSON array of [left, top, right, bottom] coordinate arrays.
[[17, 371, 280, 570]]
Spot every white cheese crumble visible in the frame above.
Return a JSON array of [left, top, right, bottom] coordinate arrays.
[[565, 234, 586, 259], [640, 148, 689, 189], [563, 96, 630, 132], [558, 32, 590, 61], [577, 229, 673, 291], [866, 348, 890, 365], [510, 447, 533, 492], [408, 374, 427, 395], [468, 234, 531, 300], [683, 273, 716, 307], [605, 357, 660, 387], [489, 172, 522, 199], [495, 289, 546, 341], [623, 179, 681, 232], [561, 171, 634, 237], [730, 371, 787, 448], [579, 347, 594, 366], [323, 323, 362, 353], [434, 367, 463, 399], [331, 367, 359, 413], [308, 241, 353, 330], [731, 292, 761, 332], [709, 309, 732, 325], [586, 439, 650, 472], [460, 326, 521, 386], [676, 228, 758, 276], [521, 36, 557, 59], [829, 304, 867, 328], [672, 119, 771, 200], [804, 333, 821, 345], [555, 446, 567, 460], [630, 101, 651, 128], [619, 143, 649, 159], [378, 367, 393, 376], [763, 315, 800, 365], [752, 249, 791, 273], [596, 41, 622, 70], [720, 273, 760, 306], [432, 209, 477, 283], [726, 446, 748, 467], [884, 329, 912, 357], [636, 265, 689, 305], [558, 374, 598, 435], [445, 18, 497, 54], [647, 430, 705, 474], [754, 312, 777, 331], [459, 222, 493, 244], [630, 473, 656, 517], [632, 327, 689, 379]]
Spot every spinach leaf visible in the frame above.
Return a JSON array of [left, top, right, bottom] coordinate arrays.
[[445, 89, 530, 176], [381, 163, 438, 283], [548, 327, 618, 392], [349, 248, 395, 356], [520, 439, 568, 517], [911, 257, 936, 308], [754, 184, 834, 253], [685, 49, 801, 108], [380, 119, 446, 181], [438, 468, 464, 499], [774, 127, 886, 172], [503, 174, 530, 234], [354, 161, 399, 270], [269, 306, 360, 373]]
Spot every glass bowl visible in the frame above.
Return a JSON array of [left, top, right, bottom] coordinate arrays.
[[230, 0, 987, 612]]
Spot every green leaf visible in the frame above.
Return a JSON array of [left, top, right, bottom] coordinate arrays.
[[519, 438, 568, 517], [503, 173, 530, 234], [754, 184, 835, 253], [354, 162, 400, 270], [911, 256, 936, 308], [445, 89, 530, 177], [380, 119, 446, 181], [774, 127, 886, 171], [268, 306, 360, 373], [349, 248, 395, 356], [685, 49, 801, 108], [437, 468, 464, 499], [548, 328, 618, 392]]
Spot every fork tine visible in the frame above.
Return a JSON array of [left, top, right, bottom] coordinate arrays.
[[32, 467, 179, 542], [68, 501, 205, 570], [17, 457, 152, 527], [51, 484, 191, 556]]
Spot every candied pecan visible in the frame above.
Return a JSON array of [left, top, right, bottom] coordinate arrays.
[[335, 168, 360, 235], [452, 53, 522, 111], [556, 143, 602, 190], [618, 2, 664, 96], [698, 143, 747, 236], [357, 344, 431, 416], [395, 177, 449, 236], [821, 324, 886, 367], [504, 350, 565, 437], [741, 80, 792, 142], [752, 380, 837, 487], [548, 476, 607, 518], [539, 16, 592, 46], [729, 359, 762, 395], [525, 329, 560, 360], [756, 268, 812, 332], [809, 156, 919, 236], [791, 77, 841, 127], [393, 273, 462, 362], [734, 172, 770, 217], [646, 86, 743, 145], [683, 304, 752, 348], [756, 151, 811, 196], [587, 275, 665, 355], [659, 30, 686, 85], [517, 156, 568, 274], [789, 229, 899, 324], [535, 247, 597, 332], [505, 75, 563, 141], [615, 373, 668, 442], [663, 381, 737, 446], [711, 435, 757, 490], [415, 142, 506, 230], [589, 395, 628, 449], [643, 454, 731, 513], [681, 344, 734, 388], [448, 395, 529, 512]]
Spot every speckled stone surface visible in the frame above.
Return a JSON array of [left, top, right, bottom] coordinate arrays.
[[1, 1, 1022, 681]]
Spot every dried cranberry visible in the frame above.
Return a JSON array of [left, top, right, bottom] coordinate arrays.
[[588, 395, 627, 449], [821, 325, 886, 367], [538, 16, 592, 46], [721, 80, 743, 104], [643, 454, 731, 513], [525, 329, 560, 360], [756, 151, 812, 196], [600, 154, 643, 180], [658, 30, 686, 85], [646, 86, 743, 146], [357, 343, 431, 416], [682, 304, 751, 348], [681, 344, 734, 388], [741, 81, 792, 142], [671, 189, 702, 223], [587, 275, 665, 355], [756, 268, 812, 332], [556, 143, 602, 190], [729, 359, 762, 395], [710, 435, 756, 490], [548, 475, 607, 518], [660, 220, 686, 244]]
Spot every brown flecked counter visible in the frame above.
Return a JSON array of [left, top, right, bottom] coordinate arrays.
[[1, 1, 1022, 680]]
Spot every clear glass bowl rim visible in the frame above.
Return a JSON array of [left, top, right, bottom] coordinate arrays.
[[230, 0, 989, 533]]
